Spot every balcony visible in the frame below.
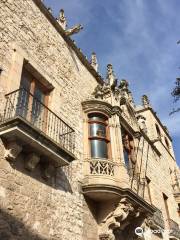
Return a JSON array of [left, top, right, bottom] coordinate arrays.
[[82, 159, 155, 213], [0, 88, 75, 168], [83, 158, 121, 201], [168, 219, 180, 239]]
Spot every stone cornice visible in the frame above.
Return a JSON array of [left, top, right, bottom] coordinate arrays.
[[82, 99, 113, 117], [32, 0, 104, 85], [82, 184, 156, 215]]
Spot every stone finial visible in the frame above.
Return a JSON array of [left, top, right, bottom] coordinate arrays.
[[142, 95, 150, 108], [57, 9, 67, 30], [119, 79, 129, 91], [128, 91, 134, 105], [90, 52, 98, 71], [106, 64, 115, 86]]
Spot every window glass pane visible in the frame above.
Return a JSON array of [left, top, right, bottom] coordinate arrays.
[[20, 70, 32, 91], [32, 87, 45, 124], [90, 123, 106, 138], [91, 139, 107, 158], [124, 150, 129, 169]]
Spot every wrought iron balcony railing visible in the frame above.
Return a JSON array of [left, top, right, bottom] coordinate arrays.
[[168, 218, 180, 239], [1, 88, 75, 154]]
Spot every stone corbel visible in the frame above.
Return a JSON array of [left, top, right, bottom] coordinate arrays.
[[42, 163, 55, 179], [99, 198, 135, 239], [4, 142, 22, 161], [25, 153, 40, 171]]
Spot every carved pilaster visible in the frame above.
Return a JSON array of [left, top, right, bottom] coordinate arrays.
[[25, 153, 40, 171], [4, 142, 22, 161]]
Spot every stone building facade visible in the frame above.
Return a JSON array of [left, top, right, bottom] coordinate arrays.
[[0, 0, 179, 239]]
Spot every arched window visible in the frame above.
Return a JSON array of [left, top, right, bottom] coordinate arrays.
[[88, 113, 110, 159], [165, 137, 170, 149], [155, 124, 161, 139]]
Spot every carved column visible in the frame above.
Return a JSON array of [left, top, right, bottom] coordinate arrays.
[[4, 142, 22, 161]]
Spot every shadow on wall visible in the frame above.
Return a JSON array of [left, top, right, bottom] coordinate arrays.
[[8, 152, 73, 193], [0, 208, 49, 240]]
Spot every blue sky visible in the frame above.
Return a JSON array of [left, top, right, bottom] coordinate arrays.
[[45, 0, 180, 165]]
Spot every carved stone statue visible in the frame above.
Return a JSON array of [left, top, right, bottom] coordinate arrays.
[[57, 9, 67, 30], [90, 52, 98, 71], [106, 64, 115, 87]]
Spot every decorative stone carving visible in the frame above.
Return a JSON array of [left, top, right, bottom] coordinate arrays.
[[57, 9, 83, 36], [119, 79, 129, 91], [65, 24, 83, 36], [171, 168, 180, 192], [137, 115, 147, 133], [145, 209, 165, 230], [100, 198, 135, 239], [4, 142, 22, 161], [99, 233, 113, 240], [42, 163, 55, 179], [25, 153, 40, 171], [142, 95, 150, 108], [90, 52, 98, 71], [92, 84, 111, 99], [82, 99, 113, 117], [57, 9, 67, 30]]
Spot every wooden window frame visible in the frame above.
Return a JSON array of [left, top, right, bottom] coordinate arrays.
[[88, 112, 111, 159], [20, 69, 50, 132]]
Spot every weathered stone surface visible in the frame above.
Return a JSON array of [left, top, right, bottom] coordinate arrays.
[[0, 1, 179, 240]]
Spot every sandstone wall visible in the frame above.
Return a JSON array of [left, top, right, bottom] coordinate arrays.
[[0, 0, 99, 239]]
